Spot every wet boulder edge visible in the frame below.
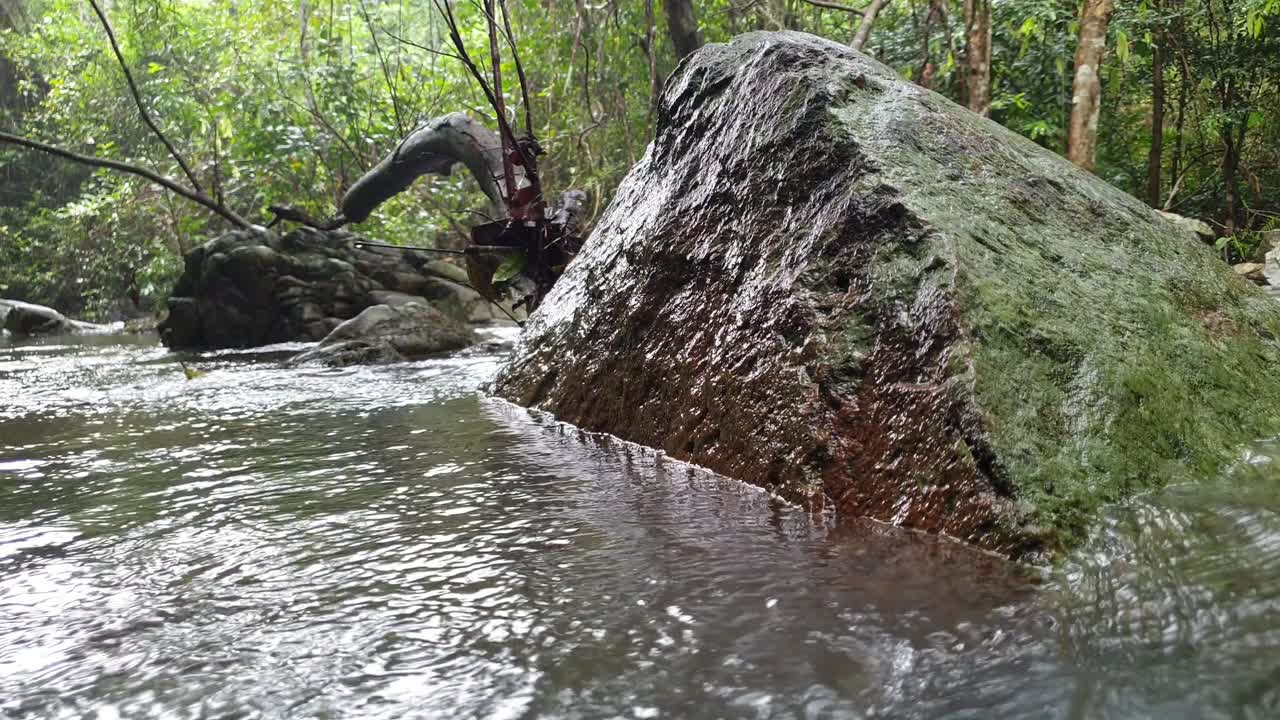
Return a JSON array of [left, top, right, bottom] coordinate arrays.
[[491, 31, 1280, 560]]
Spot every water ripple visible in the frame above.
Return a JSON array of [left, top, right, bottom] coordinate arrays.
[[1, 333, 1279, 718]]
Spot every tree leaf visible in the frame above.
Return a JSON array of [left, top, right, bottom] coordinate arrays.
[[492, 252, 526, 284]]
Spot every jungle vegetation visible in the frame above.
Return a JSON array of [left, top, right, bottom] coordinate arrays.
[[1, 0, 1277, 319]]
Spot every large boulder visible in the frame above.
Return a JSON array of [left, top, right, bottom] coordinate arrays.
[[159, 227, 482, 349], [492, 32, 1280, 559], [288, 302, 474, 367]]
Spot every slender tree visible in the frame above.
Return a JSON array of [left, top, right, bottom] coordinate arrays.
[[1147, 1, 1167, 206], [663, 0, 704, 59], [1066, 0, 1116, 171], [799, 0, 889, 53], [851, 0, 890, 51], [963, 0, 991, 116], [644, 0, 661, 117], [915, 0, 949, 90]]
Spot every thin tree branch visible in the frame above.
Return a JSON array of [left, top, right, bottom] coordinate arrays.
[[800, 0, 860, 12], [381, 28, 464, 61], [0, 129, 250, 229], [86, 0, 204, 194], [496, 0, 535, 139], [852, 0, 890, 51], [357, 0, 406, 137], [431, 0, 526, 192], [483, 0, 517, 204]]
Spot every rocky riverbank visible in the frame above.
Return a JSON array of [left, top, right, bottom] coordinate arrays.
[[159, 227, 507, 350]]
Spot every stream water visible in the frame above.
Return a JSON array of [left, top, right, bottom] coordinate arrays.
[[1, 330, 1278, 719]]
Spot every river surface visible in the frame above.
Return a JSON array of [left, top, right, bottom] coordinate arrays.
[[1, 331, 1278, 719]]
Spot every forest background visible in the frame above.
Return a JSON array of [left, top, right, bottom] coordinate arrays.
[[1, 0, 1277, 320]]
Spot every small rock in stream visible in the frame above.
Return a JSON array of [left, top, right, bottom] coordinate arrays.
[[288, 302, 474, 367]]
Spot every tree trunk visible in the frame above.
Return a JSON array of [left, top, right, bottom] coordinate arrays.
[[0, 0, 28, 103], [1221, 120, 1246, 236], [1167, 0, 1188, 187], [963, 0, 991, 115], [915, 0, 948, 90], [645, 0, 661, 118], [1169, 64, 1188, 187], [1066, 0, 1115, 171], [339, 113, 518, 224], [851, 0, 889, 51], [663, 0, 704, 60], [1145, 23, 1165, 207]]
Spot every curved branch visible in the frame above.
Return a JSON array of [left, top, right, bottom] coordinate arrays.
[[0, 130, 251, 229], [339, 113, 519, 224], [800, 0, 860, 12], [497, 0, 535, 139], [852, 0, 891, 51], [87, 0, 204, 195]]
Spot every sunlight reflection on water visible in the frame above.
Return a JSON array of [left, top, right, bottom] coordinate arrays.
[[1, 331, 1278, 719]]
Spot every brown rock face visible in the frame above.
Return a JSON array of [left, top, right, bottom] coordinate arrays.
[[492, 32, 1280, 558], [493, 32, 1020, 555]]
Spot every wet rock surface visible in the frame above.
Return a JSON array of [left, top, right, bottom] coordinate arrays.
[[1, 299, 110, 336], [159, 228, 496, 349], [493, 31, 1280, 558], [288, 302, 475, 367]]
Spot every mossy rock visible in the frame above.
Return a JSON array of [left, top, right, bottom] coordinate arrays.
[[492, 32, 1280, 560]]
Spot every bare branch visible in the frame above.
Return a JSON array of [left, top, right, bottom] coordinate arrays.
[[380, 28, 464, 62], [483, 0, 517, 203], [86, 0, 204, 194], [0, 129, 251, 229], [431, 0, 527, 195], [357, 0, 406, 137], [800, 0, 860, 12], [496, 0, 535, 139]]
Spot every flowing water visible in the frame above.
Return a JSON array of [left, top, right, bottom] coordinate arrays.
[[2, 331, 1279, 719]]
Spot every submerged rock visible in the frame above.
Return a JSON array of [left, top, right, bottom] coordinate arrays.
[[1, 299, 110, 336], [160, 227, 486, 349], [288, 302, 474, 367], [492, 32, 1280, 559]]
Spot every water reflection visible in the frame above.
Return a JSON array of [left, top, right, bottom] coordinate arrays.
[[1, 332, 1278, 718]]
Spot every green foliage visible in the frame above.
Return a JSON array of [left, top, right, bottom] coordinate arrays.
[[491, 252, 525, 284], [0, 0, 1278, 319]]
